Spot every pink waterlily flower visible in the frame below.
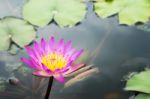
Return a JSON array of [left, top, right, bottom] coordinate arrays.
[[21, 36, 84, 83]]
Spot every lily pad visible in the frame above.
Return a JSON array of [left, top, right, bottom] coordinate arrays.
[[23, 0, 86, 27], [94, 0, 125, 18], [0, 17, 36, 51], [125, 70, 150, 93], [134, 94, 150, 99], [93, 0, 150, 25]]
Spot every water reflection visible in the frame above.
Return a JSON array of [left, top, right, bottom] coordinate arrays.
[[0, 0, 150, 99]]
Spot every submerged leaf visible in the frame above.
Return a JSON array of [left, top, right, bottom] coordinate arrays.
[[134, 94, 150, 99], [64, 67, 99, 88], [0, 17, 36, 51], [5, 62, 22, 73], [0, 85, 5, 92], [137, 22, 150, 32], [23, 0, 86, 27], [65, 64, 94, 77], [17, 66, 31, 76], [93, 0, 150, 25], [125, 70, 150, 93], [8, 44, 20, 55], [0, 77, 6, 92]]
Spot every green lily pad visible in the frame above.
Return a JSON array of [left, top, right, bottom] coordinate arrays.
[[23, 0, 86, 27], [0, 17, 36, 51], [93, 0, 150, 25], [134, 94, 150, 99], [0, 22, 10, 51], [125, 70, 150, 93], [94, 0, 125, 18]]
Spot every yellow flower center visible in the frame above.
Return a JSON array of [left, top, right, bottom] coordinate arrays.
[[42, 53, 67, 71]]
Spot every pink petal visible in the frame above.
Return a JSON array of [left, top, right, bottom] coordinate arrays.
[[41, 38, 50, 54], [64, 48, 76, 59], [33, 41, 43, 55], [70, 49, 84, 61], [32, 48, 41, 60], [57, 38, 64, 53], [41, 64, 52, 73], [32, 71, 52, 77], [63, 60, 73, 69], [49, 36, 55, 52], [65, 40, 72, 48], [33, 41, 42, 56], [21, 58, 41, 70], [25, 46, 32, 54], [25, 46, 38, 61], [53, 73, 65, 83], [21, 58, 38, 69], [64, 41, 72, 53], [41, 38, 46, 50], [63, 64, 86, 75], [58, 38, 64, 47]]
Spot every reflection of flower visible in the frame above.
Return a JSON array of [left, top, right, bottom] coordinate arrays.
[[21, 36, 84, 83], [0, 70, 48, 99]]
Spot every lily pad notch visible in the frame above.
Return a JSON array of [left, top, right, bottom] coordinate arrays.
[[0, 16, 36, 51], [23, 0, 86, 27], [93, 0, 150, 25]]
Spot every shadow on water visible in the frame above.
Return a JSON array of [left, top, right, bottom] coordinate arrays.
[[1, 0, 150, 99]]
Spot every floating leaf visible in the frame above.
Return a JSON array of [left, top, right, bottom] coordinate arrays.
[[0, 17, 36, 51], [125, 70, 150, 93], [134, 94, 150, 99], [94, 0, 125, 18], [0, 22, 10, 50], [93, 0, 150, 25], [23, 0, 86, 27]]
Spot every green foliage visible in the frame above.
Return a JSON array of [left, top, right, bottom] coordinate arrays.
[[23, 0, 86, 27], [93, 0, 150, 25], [0, 17, 36, 51], [134, 94, 150, 99], [125, 70, 150, 99], [125, 70, 150, 93]]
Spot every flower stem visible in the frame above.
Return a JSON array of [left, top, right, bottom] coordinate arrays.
[[44, 76, 54, 99]]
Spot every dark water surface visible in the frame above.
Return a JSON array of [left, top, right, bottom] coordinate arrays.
[[0, 0, 150, 99]]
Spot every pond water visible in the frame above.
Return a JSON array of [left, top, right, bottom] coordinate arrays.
[[0, 0, 150, 99]]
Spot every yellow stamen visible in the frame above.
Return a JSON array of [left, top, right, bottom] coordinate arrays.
[[42, 53, 67, 71]]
